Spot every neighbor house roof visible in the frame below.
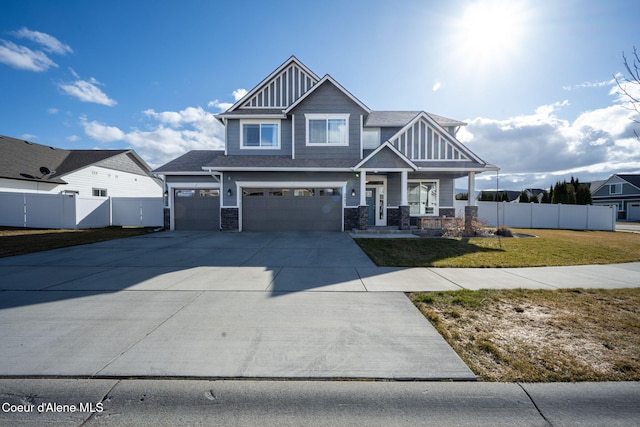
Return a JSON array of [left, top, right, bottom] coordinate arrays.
[[0, 135, 149, 184], [618, 174, 640, 190]]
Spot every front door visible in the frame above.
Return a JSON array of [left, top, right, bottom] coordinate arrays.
[[366, 186, 386, 226]]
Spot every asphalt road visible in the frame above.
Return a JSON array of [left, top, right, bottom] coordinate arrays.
[[1, 379, 639, 426]]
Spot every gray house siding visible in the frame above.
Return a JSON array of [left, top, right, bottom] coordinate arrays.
[[361, 147, 412, 169], [380, 127, 402, 143], [290, 82, 367, 160], [225, 119, 292, 156], [593, 182, 640, 198]]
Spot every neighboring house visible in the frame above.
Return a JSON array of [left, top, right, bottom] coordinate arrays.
[[591, 174, 640, 220], [154, 56, 498, 231], [0, 135, 162, 197]]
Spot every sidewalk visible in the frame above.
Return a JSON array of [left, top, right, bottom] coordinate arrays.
[[0, 379, 638, 426]]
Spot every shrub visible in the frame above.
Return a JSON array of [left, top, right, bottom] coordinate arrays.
[[495, 226, 514, 237]]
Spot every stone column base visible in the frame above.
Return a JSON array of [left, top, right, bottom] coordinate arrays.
[[465, 205, 479, 234], [399, 205, 410, 230], [357, 205, 368, 230], [221, 207, 239, 231]]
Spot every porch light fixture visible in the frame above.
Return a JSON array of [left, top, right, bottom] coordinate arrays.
[[351, 189, 356, 197], [227, 188, 232, 197]]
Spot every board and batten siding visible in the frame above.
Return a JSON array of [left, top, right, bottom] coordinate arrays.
[[290, 82, 367, 160]]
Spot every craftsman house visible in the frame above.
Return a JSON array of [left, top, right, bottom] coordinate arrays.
[[591, 174, 640, 220], [154, 56, 498, 231]]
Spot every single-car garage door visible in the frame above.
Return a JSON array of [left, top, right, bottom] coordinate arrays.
[[242, 187, 342, 231], [174, 189, 220, 230]]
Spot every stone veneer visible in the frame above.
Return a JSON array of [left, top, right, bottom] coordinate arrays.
[[221, 207, 239, 231], [163, 207, 170, 230], [399, 205, 410, 230]]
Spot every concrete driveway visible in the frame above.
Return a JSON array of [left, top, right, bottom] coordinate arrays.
[[0, 231, 474, 380]]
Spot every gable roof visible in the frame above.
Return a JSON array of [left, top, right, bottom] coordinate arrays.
[[153, 150, 225, 173], [365, 111, 466, 128], [617, 174, 640, 190], [284, 74, 371, 114], [223, 56, 321, 114], [0, 135, 149, 184], [354, 141, 417, 170], [384, 112, 484, 164]]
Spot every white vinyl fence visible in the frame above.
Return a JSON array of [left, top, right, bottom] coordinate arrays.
[[455, 201, 617, 231], [0, 191, 163, 229]]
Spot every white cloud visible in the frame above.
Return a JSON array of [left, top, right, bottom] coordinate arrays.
[[59, 77, 117, 106], [459, 97, 640, 190], [432, 82, 442, 92], [66, 135, 80, 142], [0, 40, 57, 71], [0, 28, 71, 72], [47, 108, 59, 114], [232, 88, 247, 101], [207, 88, 248, 112], [11, 27, 72, 55], [81, 106, 224, 167]]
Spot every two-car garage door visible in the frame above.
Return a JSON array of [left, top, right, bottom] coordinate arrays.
[[242, 187, 342, 232]]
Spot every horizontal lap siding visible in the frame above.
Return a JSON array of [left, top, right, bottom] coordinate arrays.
[[226, 119, 292, 156], [291, 82, 366, 160]]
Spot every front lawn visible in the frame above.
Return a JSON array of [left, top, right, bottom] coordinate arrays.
[[354, 229, 640, 268]]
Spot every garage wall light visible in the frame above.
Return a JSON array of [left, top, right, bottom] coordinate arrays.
[[227, 188, 232, 197], [351, 189, 356, 197]]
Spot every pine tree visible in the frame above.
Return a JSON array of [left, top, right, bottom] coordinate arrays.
[[519, 191, 530, 203]]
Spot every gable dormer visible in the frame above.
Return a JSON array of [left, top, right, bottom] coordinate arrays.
[[228, 56, 321, 111]]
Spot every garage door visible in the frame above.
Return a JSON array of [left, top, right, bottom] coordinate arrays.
[[242, 187, 342, 231], [174, 189, 220, 230], [629, 203, 640, 221]]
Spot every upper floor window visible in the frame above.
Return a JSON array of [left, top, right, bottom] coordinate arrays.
[[609, 183, 623, 195], [363, 128, 381, 149], [305, 114, 349, 146], [241, 120, 280, 149]]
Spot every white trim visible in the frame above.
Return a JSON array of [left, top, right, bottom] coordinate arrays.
[[305, 113, 350, 146], [166, 181, 221, 230], [291, 114, 296, 159], [354, 141, 418, 170], [239, 119, 281, 150], [215, 114, 286, 120], [365, 175, 387, 226], [203, 166, 353, 172]]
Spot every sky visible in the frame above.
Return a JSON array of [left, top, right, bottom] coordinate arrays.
[[1, 0, 640, 192]]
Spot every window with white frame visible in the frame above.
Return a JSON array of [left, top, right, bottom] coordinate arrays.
[[92, 188, 107, 197], [305, 114, 349, 145], [362, 128, 380, 149], [609, 183, 623, 195], [241, 120, 280, 149], [407, 180, 438, 216]]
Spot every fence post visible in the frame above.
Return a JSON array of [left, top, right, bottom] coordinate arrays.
[[23, 193, 27, 228], [586, 204, 590, 230]]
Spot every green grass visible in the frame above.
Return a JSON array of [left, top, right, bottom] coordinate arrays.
[[0, 226, 155, 257], [410, 288, 640, 382], [355, 229, 640, 267]]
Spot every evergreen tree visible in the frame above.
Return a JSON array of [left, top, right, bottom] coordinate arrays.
[[519, 191, 530, 203]]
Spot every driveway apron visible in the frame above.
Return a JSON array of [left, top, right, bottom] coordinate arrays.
[[0, 231, 475, 380]]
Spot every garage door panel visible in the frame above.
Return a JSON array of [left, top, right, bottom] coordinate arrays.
[[174, 189, 220, 231], [243, 188, 342, 232]]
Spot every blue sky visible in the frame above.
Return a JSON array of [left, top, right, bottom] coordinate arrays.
[[1, 0, 639, 191]]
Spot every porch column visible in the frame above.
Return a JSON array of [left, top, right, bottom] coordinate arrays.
[[359, 170, 367, 206], [468, 172, 476, 206], [465, 172, 478, 235], [400, 170, 408, 206], [399, 170, 410, 230]]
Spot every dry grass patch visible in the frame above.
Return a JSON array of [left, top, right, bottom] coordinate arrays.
[[410, 288, 640, 382], [0, 227, 154, 257]]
